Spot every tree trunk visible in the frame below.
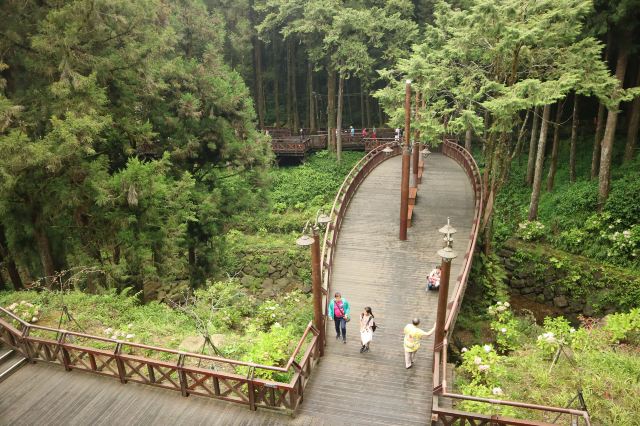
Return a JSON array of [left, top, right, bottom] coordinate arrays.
[[365, 92, 371, 128], [274, 42, 280, 127], [0, 229, 24, 290], [528, 104, 551, 220], [546, 101, 564, 191], [623, 63, 640, 163], [253, 36, 265, 128], [291, 43, 299, 132], [345, 79, 351, 126], [590, 103, 606, 178], [286, 39, 293, 130], [327, 67, 336, 150], [33, 223, 56, 287], [360, 80, 365, 128], [590, 31, 612, 179], [308, 62, 316, 132], [465, 128, 472, 152], [569, 94, 579, 182], [336, 75, 344, 162], [598, 34, 631, 207]]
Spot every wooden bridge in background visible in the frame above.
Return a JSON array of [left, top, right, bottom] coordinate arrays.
[[266, 127, 398, 157], [0, 142, 590, 425]]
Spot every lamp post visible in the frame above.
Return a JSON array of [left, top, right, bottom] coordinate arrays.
[[400, 79, 412, 241], [296, 211, 330, 356], [434, 221, 458, 351]]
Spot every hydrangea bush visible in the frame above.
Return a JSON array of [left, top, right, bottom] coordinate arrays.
[[516, 221, 546, 241]]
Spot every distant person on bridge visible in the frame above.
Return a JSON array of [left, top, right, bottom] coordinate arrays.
[[329, 292, 351, 344], [361, 128, 368, 138], [427, 265, 441, 291], [394, 127, 400, 142], [350, 126, 355, 137], [359, 307, 376, 353], [403, 318, 435, 369], [372, 127, 377, 141]]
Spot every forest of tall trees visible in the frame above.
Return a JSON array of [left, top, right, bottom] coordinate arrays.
[[1, 0, 639, 293]]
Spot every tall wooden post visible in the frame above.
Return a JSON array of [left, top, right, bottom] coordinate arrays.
[[400, 80, 411, 240], [412, 92, 420, 187], [434, 257, 451, 350], [311, 228, 325, 356]]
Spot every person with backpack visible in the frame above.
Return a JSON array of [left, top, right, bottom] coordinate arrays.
[[328, 292, 350, 343], [359, 307, 376, 353], [403, 318, 435, 369]]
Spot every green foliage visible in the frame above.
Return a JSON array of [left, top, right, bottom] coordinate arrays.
[[457, 308, 640, 423], [191, 280, 256, 332], [3, 300, 42, 326], [602, 308, 640, 344], [488, 302, 523, 353], [469, 252, 509, 306], [460, 344, 504, 387], [535, 316, 575, 358], [515, 221, 546, 242]]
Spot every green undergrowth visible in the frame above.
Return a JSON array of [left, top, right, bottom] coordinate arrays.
[[233, 150, 364, 235], [454, 302, 640, 425], [1, 280, 312, 382], [493, 136, 640, 270]]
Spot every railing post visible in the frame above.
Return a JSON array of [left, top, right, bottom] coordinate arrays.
[[58, 331, 72, 371], [178, 352, 189, 397], [114, 341, 127, 384], [247, 366, 257, 411], [20, 325, 34, 363]]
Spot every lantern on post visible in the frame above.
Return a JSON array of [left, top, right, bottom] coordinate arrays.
[[296, 210, 331, 356], [433, 221, 458, 352]]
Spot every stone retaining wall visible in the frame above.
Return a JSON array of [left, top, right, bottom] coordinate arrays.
[[497, 240, 640, 318]]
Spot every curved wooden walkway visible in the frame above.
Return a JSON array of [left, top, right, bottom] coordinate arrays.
[[0, 153, 474, 426]]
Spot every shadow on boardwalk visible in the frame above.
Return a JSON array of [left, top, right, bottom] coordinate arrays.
[[0, 153, 474, 426]]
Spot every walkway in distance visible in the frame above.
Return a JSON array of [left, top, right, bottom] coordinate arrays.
[[0, 153, 474, 425]]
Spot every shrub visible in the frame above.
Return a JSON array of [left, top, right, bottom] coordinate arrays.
[[460, 344, 503, 387], [516, 220, 546, 242], [602, 308, 640, 344], [488, 302, 522, 353], [4, 300, 41, 326], [535, 316, 575, 358]]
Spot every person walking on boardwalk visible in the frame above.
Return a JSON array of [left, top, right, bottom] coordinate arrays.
[[329, 292, 350, 343], [403, 318, 435, 369], [359, 307, 376, 353]]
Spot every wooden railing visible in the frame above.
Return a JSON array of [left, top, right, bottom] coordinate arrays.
[[320, 142, 401, 334], [432, 140, 591, 426], [0, 307, 320, 413]]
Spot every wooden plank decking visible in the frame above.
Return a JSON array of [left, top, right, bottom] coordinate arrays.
[[0, 153, 474, 425]]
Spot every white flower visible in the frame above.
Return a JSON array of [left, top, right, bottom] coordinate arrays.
[[461, 347, 468, 353], [500, 328, 507, 333], [504, 302, 510, 308], [473, 356, 482, 365], [31, 317, 38, 322], [492, 387, 503, 396], [478, 364, 490, 372], [104, 327, 113, 335], [483, 345, 492, 353], [125, 334, 135, 339], [271, 313, 276, 318], [111, 335, 118, 340], [127, 323, 134, 329], [496, 301, 502, 306]]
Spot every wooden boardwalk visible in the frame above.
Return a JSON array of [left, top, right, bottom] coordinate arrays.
[[0, 153, 474, 426]]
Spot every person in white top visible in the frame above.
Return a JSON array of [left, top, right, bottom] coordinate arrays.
[[359, 307, 375, 353]]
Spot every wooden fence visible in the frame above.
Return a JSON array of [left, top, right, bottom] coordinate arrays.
[[0, 307, 320, 413], [432, 140, 591, 425]]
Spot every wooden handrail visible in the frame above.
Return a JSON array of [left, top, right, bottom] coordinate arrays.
[[320, 142, 401, 328], [0, 303, 321, 412], [434, 140, 591, 426]]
